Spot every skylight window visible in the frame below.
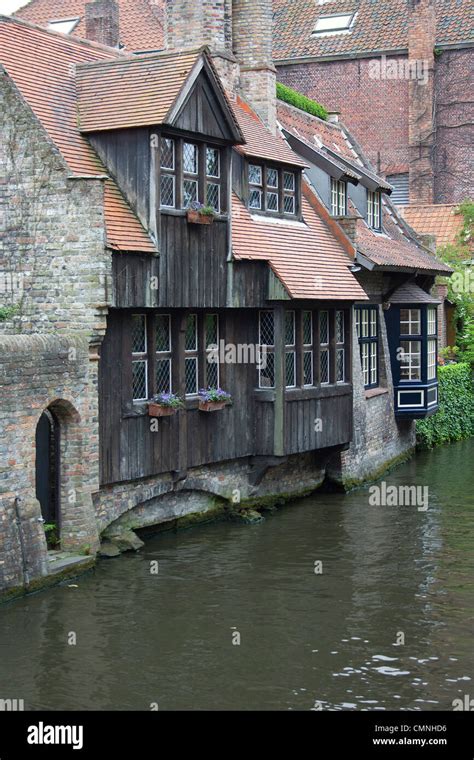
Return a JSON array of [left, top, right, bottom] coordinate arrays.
[[313, 13, 355, 35], [48, 18, 80, 34]]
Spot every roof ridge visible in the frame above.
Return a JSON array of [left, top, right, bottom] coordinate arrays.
[[75, 45, 204, 70], [0, 13, 125, 56]]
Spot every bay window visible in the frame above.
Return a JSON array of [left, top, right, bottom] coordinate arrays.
[[355, 306, 378, 389]]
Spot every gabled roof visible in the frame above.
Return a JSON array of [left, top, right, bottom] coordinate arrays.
[[15, 0, 164, 52], [400, 204, 464, 248], [0, 15, 156, 253], [232, 185, 367, 301], [76, 48, 244, 141], [276, 101, 452, 276], [273, 0, 474, 62]]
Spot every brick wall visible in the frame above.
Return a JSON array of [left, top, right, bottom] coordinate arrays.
[[85, 0, 120, 48], [277, 58, 410, 176], [434, 48, 474, 203], [165, 0, 232, 51]]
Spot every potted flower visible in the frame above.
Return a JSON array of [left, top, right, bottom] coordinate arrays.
[[148, 392, 184, 417], [186, 201, 216, 225], [198, 387, 232, 412]]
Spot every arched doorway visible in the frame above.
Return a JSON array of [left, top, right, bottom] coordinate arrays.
[[35, 409, 60, 548]]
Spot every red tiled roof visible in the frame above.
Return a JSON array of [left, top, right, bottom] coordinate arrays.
[[76, 49, 202, 132], [273, 0, 473, 62], [277, 100, 451, 274], [232, 185, 367, 301], [0, 16, 156, 253], [400, 204, 464, 248], [15, 0, 164, 52], [15, 0, 472, 58], [234, 97, 307, 167]]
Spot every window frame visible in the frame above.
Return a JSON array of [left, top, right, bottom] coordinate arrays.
[[330, 178, 347, 216], [355, 306, 379, 390], [159, 134, 226, 214], [367, 190, 381, 231], [248, 161, 300, 219]]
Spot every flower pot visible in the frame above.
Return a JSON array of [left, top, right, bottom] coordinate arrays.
[[198, 400, 228, 412], [186, 210, 214, 225], [148, 403, 178, 417]]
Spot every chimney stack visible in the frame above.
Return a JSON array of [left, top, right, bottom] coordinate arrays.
[[408, 0, 436, 204], [85, 0, 120, 48], [232, 0, 277, 133]]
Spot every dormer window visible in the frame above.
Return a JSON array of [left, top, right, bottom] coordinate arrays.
[[331, 178, 346, 216], [159, 136, 225, 213], [48, 18, 80, 34], [248, 163, 299, 217], [367, 190, 381, 230]]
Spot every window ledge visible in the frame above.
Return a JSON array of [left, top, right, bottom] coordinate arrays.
[[160, 208, 228, 221], [365, 387, 388, 399]]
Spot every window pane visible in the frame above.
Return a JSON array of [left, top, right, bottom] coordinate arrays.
[[284, 172, 295, 191], [267, 191, 279, 211], [284, 195, 295, 214], [161, 138, 174, 170], [185, 356, 198, 395], [362, 309, 369, 338], [285, 351, 296, 388], [370, 309, 377, 337], [156, 358, 171, 394], [314, 13, 353, 32], [155, 314, 170, 353], [303, 311, 313, 345], [183, 142, 198, 174], [205, 313, 218, 347], [303, 350, 313, 386], [132, 360, 148, 400], [267, 168, 278, 188], [207, 182, 220, 212], [428, 307, 437, 335], [259, 310, 274, 346], [400, 308, 421, 335], [370, 343, 377, 385], [320, 310, 329, 345], [249, 165, 262, 185], [259, 351, 275, 388], [183, 179, 198, 208], [160, 174, 175, 207], [400, 340, 421, 381], [336, 310, 344, 344], [355, 309, 361, 338], [285, 311, 295, 346], [336, 348, 345, 382], [185, 314, 197, 351], [249, 189, 262, 209], [362, 343, 369, 386], [320, 348, 329, 384], [132, 315, 146, 353], [206, 147, 219, 177], [428, 339, 437, 380], [206, 360, 219, 389]]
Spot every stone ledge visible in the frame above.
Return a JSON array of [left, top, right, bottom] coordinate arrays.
[[365, 387, 389, 400]]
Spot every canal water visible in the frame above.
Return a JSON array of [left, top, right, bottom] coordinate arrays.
[[1, 439, 472, 711]]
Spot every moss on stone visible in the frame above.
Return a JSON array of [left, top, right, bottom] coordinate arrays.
[[332, 448, 416, 492], [0, 556, 95, 605]]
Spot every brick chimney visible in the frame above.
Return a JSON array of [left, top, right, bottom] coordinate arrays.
[[407, 0, 436, 204], [85, 0, 120, 48], [232, 0, 277, 133]]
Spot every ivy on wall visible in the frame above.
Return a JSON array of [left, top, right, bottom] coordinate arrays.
[[416, 363, 474, 448]]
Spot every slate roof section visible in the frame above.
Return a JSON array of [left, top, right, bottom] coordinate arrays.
[[232, 185, 367, 301], [400, 204, 464, 247], [273, 0, 474, 62], [0, 16, 157, 253], [388, 282, 442, 304], [15, 0, 164, 52]]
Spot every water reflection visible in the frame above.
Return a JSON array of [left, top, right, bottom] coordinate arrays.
[[0, 439, 472, 710]]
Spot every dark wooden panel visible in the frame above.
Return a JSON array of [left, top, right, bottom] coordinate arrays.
[[173, 71, 235, 141], [112, 252, 160, 308]]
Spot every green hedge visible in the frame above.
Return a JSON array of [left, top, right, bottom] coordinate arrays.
[[416, 363, 474, 448], [276, 82, 328, 121]]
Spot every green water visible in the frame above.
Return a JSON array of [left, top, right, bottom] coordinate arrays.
[[1, 439, 472, 710]]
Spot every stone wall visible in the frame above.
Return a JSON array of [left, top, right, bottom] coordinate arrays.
[[328, 304, 416, 487], [0, 69, 109, 338], [0, 335, 101, 593]]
